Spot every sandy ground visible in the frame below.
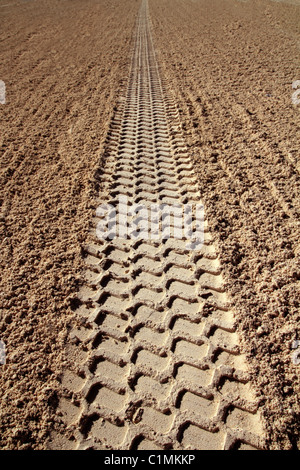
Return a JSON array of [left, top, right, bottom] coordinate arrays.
[[0, 0, 138, 449], [0, 0, 299, 450], [150, 0, 300, 450]]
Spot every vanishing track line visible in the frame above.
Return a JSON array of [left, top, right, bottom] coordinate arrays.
[[49, 0, 266, 450]]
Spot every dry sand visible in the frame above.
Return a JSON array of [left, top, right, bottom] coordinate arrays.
[[0, 0, 138, 449], [0, 0, 299, 450], [150, 0, 300, 450]]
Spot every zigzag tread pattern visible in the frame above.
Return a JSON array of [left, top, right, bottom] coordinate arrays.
[[48, 0, 266, 451]]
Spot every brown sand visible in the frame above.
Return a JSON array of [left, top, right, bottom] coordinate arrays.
[[0, 0, 299, 450], [150, 0, 300, 450], [49, 1, 266, 450], [0, 0, 138, 449]]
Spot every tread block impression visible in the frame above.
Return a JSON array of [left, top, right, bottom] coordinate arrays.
[[50, 0, 266, 451]]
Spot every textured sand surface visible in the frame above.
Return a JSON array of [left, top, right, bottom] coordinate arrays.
[[150, 0, 300, 450], [0, 0, 138, 449], [48, 1, 266, 450], [0, 0, 299, 450]]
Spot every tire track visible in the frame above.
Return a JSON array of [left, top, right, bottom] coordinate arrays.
[[49, 0, 266, 450]]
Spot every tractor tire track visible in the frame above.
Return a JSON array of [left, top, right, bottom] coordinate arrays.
[[49, 0, 266, 450]]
